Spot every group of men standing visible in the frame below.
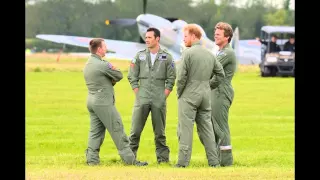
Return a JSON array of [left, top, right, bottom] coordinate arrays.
[[82, 21, 237, 168]]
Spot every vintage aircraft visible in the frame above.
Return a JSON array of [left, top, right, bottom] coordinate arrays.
[[35, 0, 261, 64]]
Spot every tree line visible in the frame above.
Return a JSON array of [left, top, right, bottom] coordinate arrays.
[[26, 0, 294, 51]]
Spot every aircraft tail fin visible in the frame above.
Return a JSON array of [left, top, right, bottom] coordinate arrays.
[[231, 27, 240, 58]]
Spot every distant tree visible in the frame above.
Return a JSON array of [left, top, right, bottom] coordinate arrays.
[[283, 0, 290, 11], [264, 9, 290, 26], [25, 0, 295, 41]]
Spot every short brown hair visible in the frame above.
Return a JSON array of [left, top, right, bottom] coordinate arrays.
[[89, 38, 104, 53], [183, 24, 202, 39], [215, 22, 233, 43]]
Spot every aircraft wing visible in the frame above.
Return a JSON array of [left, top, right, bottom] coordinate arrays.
[[36, 34, 182, 61], [35, 34, 147, 60], [238, 39, 262, 64], [239, 39, 261, 48], [229, 27, 262, 64]]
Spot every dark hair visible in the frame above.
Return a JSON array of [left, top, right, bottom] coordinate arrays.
[[89, 38, 104, 53], [147, 27, 161, 38]]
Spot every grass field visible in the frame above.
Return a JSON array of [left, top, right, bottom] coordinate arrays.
[[26, 53, 295, 179]]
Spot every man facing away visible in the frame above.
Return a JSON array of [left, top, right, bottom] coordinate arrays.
[[127, 28, 176, 163], [83, 38, 148, 166], [175, 24, 225, 168]]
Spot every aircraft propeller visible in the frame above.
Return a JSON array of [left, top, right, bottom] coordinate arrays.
[[143, 0, 147, 14], [105, 18, 137, 26]]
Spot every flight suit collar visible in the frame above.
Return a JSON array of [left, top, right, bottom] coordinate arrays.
[[191, 41, 201, 47], [91, 53, 102, 60], [145, 46, 165, 68], [216, 43, 231, 56], [219, 43, 231, 51], [145, 46, 164, 54]]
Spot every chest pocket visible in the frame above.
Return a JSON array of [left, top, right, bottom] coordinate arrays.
[[154, 54, 168, 80], [139, 59, 149, 79], [154, 59, 167, 80]]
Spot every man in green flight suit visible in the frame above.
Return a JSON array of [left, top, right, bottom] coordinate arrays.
[[83, 38, 148, 166], [211, 22, 238, 166], [127, 27, 176, 163], [175, 24, 225, 168]]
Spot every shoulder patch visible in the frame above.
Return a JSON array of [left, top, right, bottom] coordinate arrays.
[[171, 61, 175, 68], [130, 60, 135, 68], [139, 53, 147, 61], [107, 62, 117, 70]]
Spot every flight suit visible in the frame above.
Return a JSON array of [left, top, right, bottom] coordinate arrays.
[[176, 41, 225, 167], [83, 54, 136, 165], [211, 43, 237, 166], [127, 47, 176, 163]]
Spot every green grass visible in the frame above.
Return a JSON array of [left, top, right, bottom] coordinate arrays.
[[26, 54, 294, 179]]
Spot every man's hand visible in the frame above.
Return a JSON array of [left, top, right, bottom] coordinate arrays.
[[111, 80, 116, 86], [164, 89, 171, 99], [133, 88, 139, 95]]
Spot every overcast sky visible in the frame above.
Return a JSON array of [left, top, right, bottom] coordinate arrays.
[[27, 0, 295, 10]]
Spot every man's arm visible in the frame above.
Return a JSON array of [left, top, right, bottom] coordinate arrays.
[[99, 61, 123, 82], [165, 55, 177, 98], [256, 37, 267, 46], [209, 55, 225, 90], [276, 44, 281, 52], [176, 52, 189, 98], [127, 54, 140, 94], [283, 42, 289, 51]]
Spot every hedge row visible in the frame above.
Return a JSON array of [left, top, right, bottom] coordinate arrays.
[[26, 38, 89, 52]]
